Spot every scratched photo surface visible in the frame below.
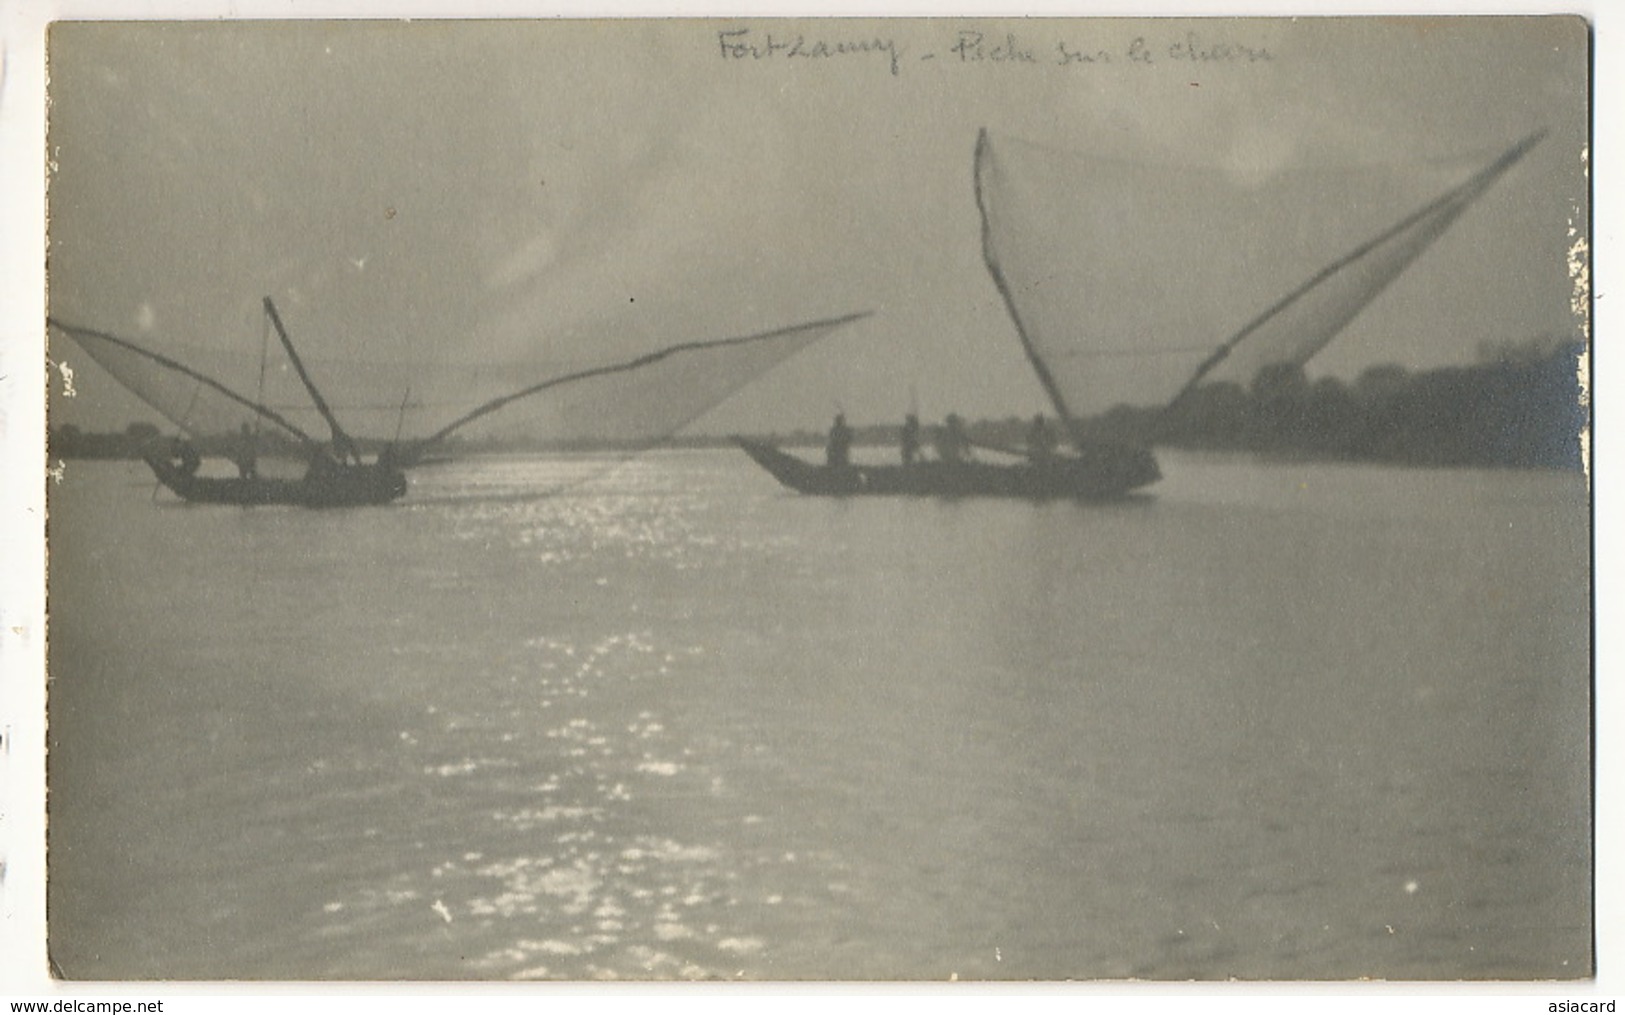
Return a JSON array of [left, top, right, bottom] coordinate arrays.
[[45, 18, 1589, 980]]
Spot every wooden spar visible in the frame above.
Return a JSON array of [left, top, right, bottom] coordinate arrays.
[[253, 308, 272, 440], [262, 297, 361, 464], [1165, 129, 1547, 411], [56, 303, 870, 473], [974, 129, 1085, 449], [393, 385, 412, 444], [404, 311, 874, 459]]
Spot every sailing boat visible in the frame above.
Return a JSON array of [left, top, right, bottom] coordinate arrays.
[[50, 299, 410, 507], [50, 299, 871, 508], [738, 126, 1543, 499]]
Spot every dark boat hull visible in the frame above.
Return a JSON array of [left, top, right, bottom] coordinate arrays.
[[143, 455, 408, 507], [734, 438, 1160, 500]]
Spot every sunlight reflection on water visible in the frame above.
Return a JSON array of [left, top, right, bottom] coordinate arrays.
[[45, 451, 1591, 981]]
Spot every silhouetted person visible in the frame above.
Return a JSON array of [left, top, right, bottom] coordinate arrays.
[[172, 438, 201, 476], [1027, 413, 1057, 465], [936, 413, 970, 464], [826, 413, 853, 468], [304, 446, 343, 485], [900, 413, 921, 466]]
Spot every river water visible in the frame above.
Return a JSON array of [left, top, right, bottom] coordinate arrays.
[[44, 449, 1591, 981]]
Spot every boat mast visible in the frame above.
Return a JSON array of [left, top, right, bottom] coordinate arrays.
[[974, 128, 1084, 445], [252, 308, 271, 444], [262, 297, 362, 464], [392, 385, 412, 444]]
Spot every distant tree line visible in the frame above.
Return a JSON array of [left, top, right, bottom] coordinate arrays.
[[774, 339, 1586, 472], [1083, 338, 1586, 470], [48, 421, 167, 459], [47, 421, 447, 460], [49, 339, 1587, 472]]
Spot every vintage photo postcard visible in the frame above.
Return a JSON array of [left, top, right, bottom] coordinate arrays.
[[27, 13, 1592, 986]]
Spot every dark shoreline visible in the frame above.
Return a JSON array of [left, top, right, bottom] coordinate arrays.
[[51, 341, 1586, 474]]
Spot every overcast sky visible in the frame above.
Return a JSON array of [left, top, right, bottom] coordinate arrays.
[[43, 16, 1587, 436]]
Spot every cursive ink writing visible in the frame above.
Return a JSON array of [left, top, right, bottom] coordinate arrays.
[[713, 26, 1273, 77], [717, 28, 904, 77], [950, 31, 1038, 64], [1166, 31, 1273, 62], [1057, 40, 1113, 65]]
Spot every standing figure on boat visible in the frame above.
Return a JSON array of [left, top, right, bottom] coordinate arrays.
[[826, 413, 853, 468], [1027, 413, 1057, 465], [935, 413, 971, 464], [231, 421, 258, 479], [899, 413, 921, 466]]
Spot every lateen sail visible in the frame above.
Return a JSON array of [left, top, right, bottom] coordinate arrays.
[[406, 312, 872, 457], [46, 316, 321, 455], [973, 128, 1544, 438], [1169, 130, 1547, 405], [49, 307, 872, 463]]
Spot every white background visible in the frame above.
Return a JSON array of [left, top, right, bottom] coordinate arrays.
[[1, 0, 1613, 1009]]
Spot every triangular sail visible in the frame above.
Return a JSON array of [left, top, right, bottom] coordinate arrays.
[[405, 311, 873, 458], [51, 307, 872, 462], [1169, 130, 1546, 406], [973, 128, 1543, 437], [974, 128, 1082, 436], [47, 316, 321, 453]]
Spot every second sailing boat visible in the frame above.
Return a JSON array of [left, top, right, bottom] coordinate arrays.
[[738, 126, 1543, 499]]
